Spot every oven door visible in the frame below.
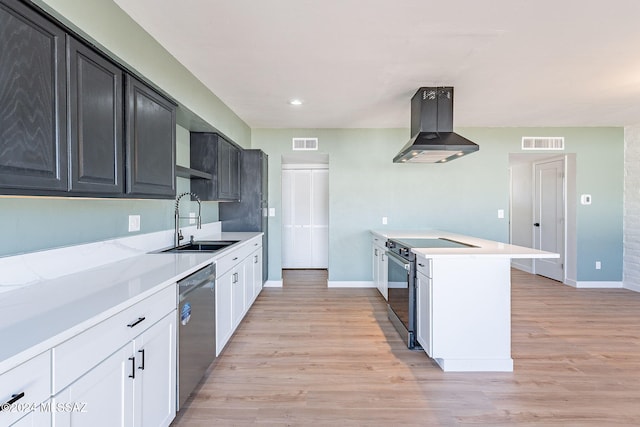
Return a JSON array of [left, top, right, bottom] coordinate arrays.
[[386, 250, 415, 347]]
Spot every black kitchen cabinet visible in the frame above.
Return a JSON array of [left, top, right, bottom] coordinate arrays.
[[0, 0, 68, 193], [125, 74, 176, 198], [67, 36, 123, 195], [190, 133, 241, 201], [219, 150, 268, 282]]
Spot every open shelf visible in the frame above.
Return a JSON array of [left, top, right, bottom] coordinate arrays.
[[176, 165, 212, 180]]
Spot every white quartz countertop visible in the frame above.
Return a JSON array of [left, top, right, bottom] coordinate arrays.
[[371, 230, 558, 259], [0, 231, 261, 373]]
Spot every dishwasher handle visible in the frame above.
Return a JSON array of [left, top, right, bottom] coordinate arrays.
[[178, 263, 216, 297]]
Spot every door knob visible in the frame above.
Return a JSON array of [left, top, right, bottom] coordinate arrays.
[[534, 223, 540, 227]]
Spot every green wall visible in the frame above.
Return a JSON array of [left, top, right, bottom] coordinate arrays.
[[252, 127, 623, 283]]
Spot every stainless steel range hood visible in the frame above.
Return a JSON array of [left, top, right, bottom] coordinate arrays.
[[393, 87, 479, 163]]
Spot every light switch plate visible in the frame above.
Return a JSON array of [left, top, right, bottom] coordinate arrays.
[[128, 215, 140, 232], [382, 217, 388, 225], [269, 208, 276, 217], [189, 212, 196, 224], [497, 209, 505, 219], [581, 194, 592, 205]]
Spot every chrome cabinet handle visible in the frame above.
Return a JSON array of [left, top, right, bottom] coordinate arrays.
[[127, 317, 146, 328], [374, 248, 378, 256], [254, 255, 258, 263], [0, 392, 25, 411]]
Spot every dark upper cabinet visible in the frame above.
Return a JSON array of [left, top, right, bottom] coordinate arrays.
[[67, 36, 123, 195], [0, 0, 68, 193], [190, 133, 241, 201], [125, 74, 176, 198]]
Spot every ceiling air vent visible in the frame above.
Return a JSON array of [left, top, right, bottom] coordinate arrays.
[[522, 137, 565, 150], [292, 137, 318, 151]]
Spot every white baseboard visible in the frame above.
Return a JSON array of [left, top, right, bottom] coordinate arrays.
[[327, 281, 375, 288], [511, 261, 533, 274], [263, 280, 283, 288], [624, 282, 640, 293], [574, 281, 623, 289]]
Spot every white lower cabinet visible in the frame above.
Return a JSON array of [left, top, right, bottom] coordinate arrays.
[[52, 284, 177, 427], [9, 401, 51, 426], [251, 249, 263, 302], [215, 237, 263, 356], [215, 268, 234, 357], [54, 344, 134, 427], [54, 312, 176, 427], [415, 271, 433, 357], [0, 351, 51, 427], [371, 236, 388, 300]]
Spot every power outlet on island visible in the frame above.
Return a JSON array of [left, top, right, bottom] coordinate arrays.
[[128, 215, 141, 232], [189, 212, 196, 224]]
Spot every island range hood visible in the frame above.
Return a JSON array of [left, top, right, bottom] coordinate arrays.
[[393, 87, 479, 163]]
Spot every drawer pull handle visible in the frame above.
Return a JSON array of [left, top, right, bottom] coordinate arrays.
[[418, 263, 425, 267], [254, 255, 258, 263], [128, 357, 136, 379], [138, 349, 145, 371], [0, 392, 25, 411], [127, 317, 146, 328], [254, 243, 258, 246], [233, 257, 238, 261]]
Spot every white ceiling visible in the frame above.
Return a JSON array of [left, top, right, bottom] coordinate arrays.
[[114, 0, 640, 129]]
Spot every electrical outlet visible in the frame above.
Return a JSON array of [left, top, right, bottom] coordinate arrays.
[[498, 209, 505, 219], [382, 217, 388, 225], [595, 261, 601, 270], [189, 212, 196, 224], [128, 215, 140, 232], [269, 208, 276, 217]]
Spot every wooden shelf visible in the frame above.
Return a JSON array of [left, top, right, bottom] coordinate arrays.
[[176, 165, 212, 180]]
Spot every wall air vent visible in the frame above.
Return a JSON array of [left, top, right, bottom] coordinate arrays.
[[522, 137, 565, 150], [292, 138, 318, 151]]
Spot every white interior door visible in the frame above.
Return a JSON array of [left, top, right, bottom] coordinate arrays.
[[534, 159, 565, 281], [282, 168, 329, 268]]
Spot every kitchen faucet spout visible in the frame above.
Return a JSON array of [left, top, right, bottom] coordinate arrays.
[[174, 192, 202, 247]]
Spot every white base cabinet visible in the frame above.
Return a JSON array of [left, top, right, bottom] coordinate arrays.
[[415, 255, 513, 372], [371, 235, 388, 300], [215, 237, 263, 356]]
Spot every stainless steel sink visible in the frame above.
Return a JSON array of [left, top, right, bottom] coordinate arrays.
[[158, 240, 239, 253]]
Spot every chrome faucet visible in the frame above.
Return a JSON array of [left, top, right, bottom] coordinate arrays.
[[174, 192, 202, 247]]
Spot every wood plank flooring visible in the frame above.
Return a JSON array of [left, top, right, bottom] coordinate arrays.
[[172, 269, 640, 426]]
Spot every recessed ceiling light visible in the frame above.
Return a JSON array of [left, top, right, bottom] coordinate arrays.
[[289, 99, 303, 106]]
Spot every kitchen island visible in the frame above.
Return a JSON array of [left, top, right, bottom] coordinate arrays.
[[371, 230, 558, 372]]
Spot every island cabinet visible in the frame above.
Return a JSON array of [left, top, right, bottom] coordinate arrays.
[[67, 36, 123, 195], [371, 235, 388, 300], [0, 0, 68, 193], [215, 236, 263, 356], [52, 284, 177, 427], [414, 254, 513, 372], [125, 74, 176, 198], [190, 133, 241, 202]]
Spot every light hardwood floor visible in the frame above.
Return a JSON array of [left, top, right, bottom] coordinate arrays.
[[172, 269, 640, 426]]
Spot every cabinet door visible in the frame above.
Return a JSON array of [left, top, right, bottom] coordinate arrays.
[[9, 405, 50, 427], [415, 272, 432, 357], [54, 343, 135, 427], [135, 313, 176, 427], [231, 264, 245, 329], [379, 247, 388, 301], [217, 138, 240, 201], [252, 249, 263, 300], [0, 0, 67, 193], [125, 74, 175, 198], [215, 269, 233, 356], [67, 36, 123, 194], [243, 255, 255, 313]]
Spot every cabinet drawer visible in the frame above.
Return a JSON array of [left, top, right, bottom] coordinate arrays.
[[53, 284, 176, 393], [416, 257, 432, 278], [216, 238, 261, 276], [0, 351, 51, 427]]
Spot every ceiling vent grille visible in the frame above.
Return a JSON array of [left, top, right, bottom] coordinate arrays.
[[522, 137, 565, 150], [292, 137, 318, 151]]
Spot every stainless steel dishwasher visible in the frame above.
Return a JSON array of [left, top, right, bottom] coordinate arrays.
[[177, 262, 216, 410]]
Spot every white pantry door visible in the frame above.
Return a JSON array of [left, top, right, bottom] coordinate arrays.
[[534, 159, 565, 281], [282, 168, 329, 268]]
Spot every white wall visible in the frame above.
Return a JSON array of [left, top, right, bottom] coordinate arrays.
[[624, 126, 640, 292], [509, 162, 533, 272]]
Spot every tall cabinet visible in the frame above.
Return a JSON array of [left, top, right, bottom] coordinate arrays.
[[219, 150, 268, 283]]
